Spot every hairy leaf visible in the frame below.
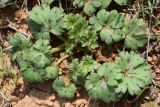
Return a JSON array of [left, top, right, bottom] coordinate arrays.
[[44, 65, 59, 80], [123, 18, 148, 50], [85, 62, 122, 102], [52, 76, 76, 99], [28, 4, 64, 40], [114, 51, 152, 95], [8, 33, 31, 62]]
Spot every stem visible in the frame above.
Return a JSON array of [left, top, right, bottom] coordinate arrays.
[[127, 87, 159, 104], [54, 55, 69, 65], [49, 30, 67, 42], [58, 0, 62, 8], [51, 43, 66, 53]]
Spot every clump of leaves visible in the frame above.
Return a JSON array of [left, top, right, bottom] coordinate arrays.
[[63, 14, 98, 53], [28, 4, 64, 40], [73, 0, 132, 15], [7, 2, 152, 103], [69, 55, 100, 84], [29, 6, 98, 54], [85, 51, 152, 102], [89, 9, 148, 50], [8, 33, 31, 62], [73, 0, 111, 15], [122, 18, 148, 50], [8, 34, 59, 82], [18, 39, 58, 82], [89, 9, 125, 44], [114, 51, 152, 95], [85, 62, 122, 102], [52, 76, 76, 99]]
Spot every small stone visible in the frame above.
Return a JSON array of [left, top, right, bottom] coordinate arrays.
[[21, 24, 28, 29], [152, 55, 158, 61], [64, 102, 74, 107], [155, 68, 160, 73], [147, 56, 152, 62], [48, 94, 56, 101]]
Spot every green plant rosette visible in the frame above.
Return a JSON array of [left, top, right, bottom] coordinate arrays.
[[114, 51, 152, 95]]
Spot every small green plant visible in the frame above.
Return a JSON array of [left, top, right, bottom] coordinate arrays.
[[85, 62, 123, 102], [8, 33, 59, 82], [89, 9, 148, 50], [85, 51, 152, 102], [69, 56, 100, 85], [89, 9, 125, 44], [7, 1, 153, 102], [73, 0, 132, 15], [52, 76, 77, 99], [63, 14, 98, 53], [114, 51, 152, 95], [8, 33, 31, 62], [28, 4, 64, 40]]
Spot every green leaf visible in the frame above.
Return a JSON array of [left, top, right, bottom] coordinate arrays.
[[80, 55, 100, 76], [73, 0, 84, 7], [101, 0, 111, 9], [29, 39, 52, 68], [114, 0, 131, 6], [42, 0, 54, 5], [52, 76, 76, 99], [0, 0, 10, 8], [8, 33, 31, 62], [19, 61, 45, 82], [69, 56, 100, 84], [69, 59, 84, 84], [28, 4, 64, 40], [123, 18, 148, 50], [83, 1, 96, 15], [114, 51, 152, 95], [85, 62, 122, 102], [100, 27, 123, 44], [63, 14, 98, 53], [44, 65, 59, 80]]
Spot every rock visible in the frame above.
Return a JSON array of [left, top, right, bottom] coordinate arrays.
[[147, 56, 152, 62], [152, 55, 158, 61], [73, 99, 88, 107], [155, 68, 160, 73], [64, 102, 74, 107]]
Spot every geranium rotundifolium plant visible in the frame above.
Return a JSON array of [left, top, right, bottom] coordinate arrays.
[[69, 56, 100, 84], [6, 0, 153, 103], [73, 0, 132, 15], [122, 18, 148, 50], [52, 76, 77, 99], [63, 14, 98, 53], [89, 9, 125, 44], [28, 39, 52, 68], [28, 4, 64, 40], [8, 33, 31, 62], [89, 9, 148, 49], [44, 65, 59, 80], [85, 62, 122, 102], [114, 51, 152, 95]]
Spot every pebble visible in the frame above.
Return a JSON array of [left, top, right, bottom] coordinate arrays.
[[152, 55, 158, 61], [147, 56, 152, 62], [156, 68, 160, 73]]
